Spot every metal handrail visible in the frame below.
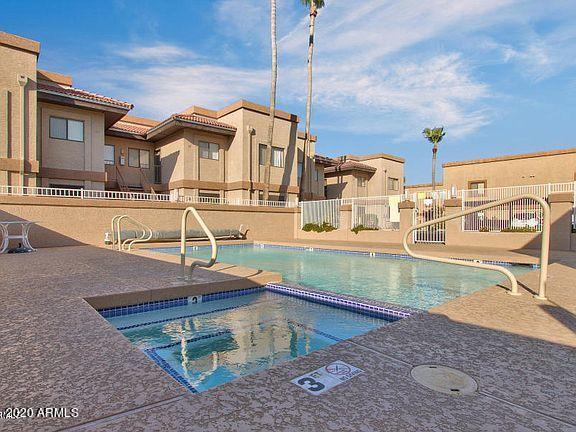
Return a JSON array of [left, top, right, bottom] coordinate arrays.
[[111, 215, 153, 251], [402, 194, 550, 300], [180, 207, 218, 280]]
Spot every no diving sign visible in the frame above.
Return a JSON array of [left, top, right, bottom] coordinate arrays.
[[291, 361, 363, 395]]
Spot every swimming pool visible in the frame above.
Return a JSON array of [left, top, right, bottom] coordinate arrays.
[[152, 244, 533, 309], [104, 288, 390, 393]]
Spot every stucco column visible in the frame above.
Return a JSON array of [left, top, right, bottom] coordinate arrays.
[[340, 204, 352, 230], [399, 200, 415, 244], [547, 192, 574, 251], [443, 198, 462, 246]]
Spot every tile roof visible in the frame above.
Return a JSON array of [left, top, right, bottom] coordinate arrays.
[[171, 113, 237, 131], [108, 121, 151, 136], [37, 82, 133, 110], [325, 160, 377, 174], [314, 154, 336, 166]]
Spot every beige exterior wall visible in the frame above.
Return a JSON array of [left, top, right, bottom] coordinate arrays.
[[444, 149, 576, 191], [362, 157, 404, 196], [219, 106, 300, 202], [0, 195, 296, 248], [104, 135, 155, 188], [39, 102, 106, 189], [325, 156, 404, 200], [0, 38, 39, 187]]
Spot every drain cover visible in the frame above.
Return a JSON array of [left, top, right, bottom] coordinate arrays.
[[410, 365, 478, 396]]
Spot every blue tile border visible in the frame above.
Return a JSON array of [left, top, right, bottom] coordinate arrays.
[[149, 243, 539, 268], [99, 297, 188, 318], [144, 348, 197, 393], [266, 282, 417, 322], [98, 287, 266, 318], [99, 282, 418, 324], [117, 298, 272, 331]]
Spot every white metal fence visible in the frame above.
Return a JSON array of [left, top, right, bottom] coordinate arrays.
[[300, 199, 341, 228], [0, 185, 299, 208], [412, 190, 448, 243], [460, 182, 575, 232], [351, 195, 402, 230]]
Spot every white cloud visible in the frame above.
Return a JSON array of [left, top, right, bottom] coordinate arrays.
[[86, 0, 574, 140], [482, 24, 576, 81], [88, 63, 268, 118], [114, 43, 196, 62]]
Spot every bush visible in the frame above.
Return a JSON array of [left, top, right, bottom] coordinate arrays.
[[501, 227, 537, 233], [479, 226, 489, 232], [302, 222, 337, 233], [351, 224, 379, 235]]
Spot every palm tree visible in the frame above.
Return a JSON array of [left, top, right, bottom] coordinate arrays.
[[422, 127, 446, 191], [299, 0, 325, 200], [262, 0, 278, 201]]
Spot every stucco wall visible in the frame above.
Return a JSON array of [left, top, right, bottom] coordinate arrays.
[[0, 195, 297, 248], [39, 102, 106, 190], [104, 135, 155, 187], [444, 151, 576, 190]]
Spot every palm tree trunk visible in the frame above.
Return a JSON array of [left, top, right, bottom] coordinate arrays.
[[431, 145, 437, 191], [263, 0, 277, 201], [300, 2, 317, 201]]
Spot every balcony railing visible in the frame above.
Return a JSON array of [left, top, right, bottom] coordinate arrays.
[[0, 185, 299, 208]]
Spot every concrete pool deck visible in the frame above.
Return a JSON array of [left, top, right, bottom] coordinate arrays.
[[1, 244, 575, 431]]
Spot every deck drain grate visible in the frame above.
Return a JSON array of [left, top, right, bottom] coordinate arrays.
[[410, 365, 478, 396]]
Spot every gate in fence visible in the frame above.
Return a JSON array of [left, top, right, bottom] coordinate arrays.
[[300, 199, 341, 229], [351, 195, 402, 230], [460, 182, 574, 232], [412, 190, 448, 243]]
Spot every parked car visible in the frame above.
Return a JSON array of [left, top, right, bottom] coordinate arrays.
[[511, 212, 540, 229]]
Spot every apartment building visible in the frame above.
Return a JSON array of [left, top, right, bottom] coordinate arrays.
[[323, 153, 405, 199], [0, 31, 325, 203], [442, 148, 576, 192]]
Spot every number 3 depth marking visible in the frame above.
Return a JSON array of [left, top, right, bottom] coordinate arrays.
[[297, 376, 325, 392]]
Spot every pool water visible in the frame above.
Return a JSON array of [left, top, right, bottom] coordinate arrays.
[[153, 245, 533, 310], [106, 290, 387, 393]]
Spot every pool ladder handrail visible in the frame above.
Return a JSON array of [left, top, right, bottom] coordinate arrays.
[[180, 206, 218, 281], [402, 193, 550, 300], [111, 215, 153, 252]]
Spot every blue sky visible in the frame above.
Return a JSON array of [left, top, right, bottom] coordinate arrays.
[[2, 0, 575, 184]]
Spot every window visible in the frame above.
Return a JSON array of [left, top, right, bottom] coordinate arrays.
[[469, 180, 487, 193], [259, 144, 267, 166], [314, 167, 321, 182], [297, 162, 303, 180], [388, 177, 399, 191], [104, 145, 115, 165], [128, 148, 140, 167], [49, 117, 84, 142], [271, 146, 284, 167], [140, 149, 150, 169], [127, 148, 150, 168], [357, 177, 367, 187], [199, 141, 219, 160]]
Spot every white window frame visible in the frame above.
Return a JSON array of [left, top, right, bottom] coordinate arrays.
[[388, 177, 399, 191], [271, 146, 284, 168], [357, 177, 367, 187], [49, 116, 84, 142]]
